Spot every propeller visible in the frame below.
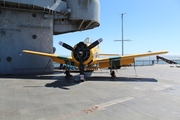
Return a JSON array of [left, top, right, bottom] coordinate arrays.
[[59, 38, 103, 81]]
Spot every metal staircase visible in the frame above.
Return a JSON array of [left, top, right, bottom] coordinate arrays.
[[156, 56, 177, 64]]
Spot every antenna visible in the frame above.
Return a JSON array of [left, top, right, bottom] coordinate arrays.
[[114, 13, 132, 56]]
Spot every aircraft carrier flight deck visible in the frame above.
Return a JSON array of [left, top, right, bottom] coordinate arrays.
[[0, 64, 180, 120]]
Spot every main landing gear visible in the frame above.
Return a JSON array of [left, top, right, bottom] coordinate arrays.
[[64, 65, 72, 78], [110, 61, 116, 78], [110, 70, 116, 78], [65, 70, 72, 78]]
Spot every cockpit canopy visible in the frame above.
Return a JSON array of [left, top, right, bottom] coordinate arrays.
[[84, 37, 93, 44]]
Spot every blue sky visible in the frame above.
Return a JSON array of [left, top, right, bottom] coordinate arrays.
[[53, 0, 180, 56]]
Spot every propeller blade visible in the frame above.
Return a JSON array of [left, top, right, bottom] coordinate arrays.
[[86, 38, 103, 50], [59, 41, 74, 51]]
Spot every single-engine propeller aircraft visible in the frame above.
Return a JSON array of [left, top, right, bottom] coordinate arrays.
[[23, 38, 168, 82]]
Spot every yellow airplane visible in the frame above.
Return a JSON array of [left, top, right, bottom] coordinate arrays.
[[23, 38, 168, 81]]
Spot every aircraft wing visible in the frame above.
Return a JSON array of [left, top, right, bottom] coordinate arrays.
[[22, 50, 75, 65], [97, 51, 168, 68]]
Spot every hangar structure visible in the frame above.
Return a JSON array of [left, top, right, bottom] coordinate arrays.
[[0, 0, 100, 74]]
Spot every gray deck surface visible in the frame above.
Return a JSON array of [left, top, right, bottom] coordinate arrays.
[[0, 64, 180, 120]]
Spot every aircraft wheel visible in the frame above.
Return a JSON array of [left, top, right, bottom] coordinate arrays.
[[65, 71, 72, 78], [81, 79, 85, 82], [80, 74, 85, 82], [110, 70, 116, 78]]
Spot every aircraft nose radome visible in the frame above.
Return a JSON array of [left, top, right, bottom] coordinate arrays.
[[59, 41, 63, 46], [98, 38, 103, 43]]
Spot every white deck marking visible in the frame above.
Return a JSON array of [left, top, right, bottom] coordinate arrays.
[[154, 85, 173, 91], [93, 97, 134, 110]]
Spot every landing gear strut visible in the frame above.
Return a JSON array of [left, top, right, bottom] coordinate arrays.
[[79, 56, 85, 82]]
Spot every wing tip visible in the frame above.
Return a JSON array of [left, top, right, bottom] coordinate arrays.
[[22, 50, 29, 53]]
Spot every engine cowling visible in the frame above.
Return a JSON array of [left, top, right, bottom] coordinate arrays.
[[72, 42, 93, 65]]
